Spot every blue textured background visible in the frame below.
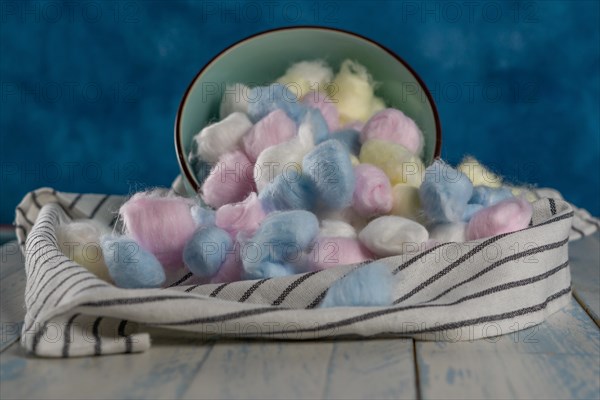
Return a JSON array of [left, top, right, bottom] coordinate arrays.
[[1, 0, 599, 223]]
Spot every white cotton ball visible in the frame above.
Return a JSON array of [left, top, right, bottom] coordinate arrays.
[[253, 120, 314, 192], [219, 83, 250, 119], [319, 219, 357, 239], [277, 60, 334, 99], [330, 60, 386, 124], [428, 223, 467, 244], [358, 216, 429, 257], [191, 112, 253, 163], [56, 219, 112, 282]]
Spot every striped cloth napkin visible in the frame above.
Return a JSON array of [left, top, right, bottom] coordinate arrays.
[[13, 184, 599, 357]]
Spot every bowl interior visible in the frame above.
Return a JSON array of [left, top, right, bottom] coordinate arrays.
[[176, 27, 441, 193]]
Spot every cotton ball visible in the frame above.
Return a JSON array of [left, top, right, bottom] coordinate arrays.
[[319, 219, 357, 239], [352, 164, 393, 218], [330, 60, 385, 124], [309, 237, 373, 270], [276, 60, 334, 99], [428, 222, 467, 244], [390, 184, 422, 220], [470, 186, 514, 207], [361, 108, 424, 155], [215, 192, 266, 238], [191, 112, 252, 163], [101, 235, 166, 289], [120, 193, 196, 269], [301, 107, 330, 144], [219, 83, 250, 119], [331, 128, 361, 155], [510, 187, 539, 203], [242, 109, 297, 162], [342, 120, 365, 131], [183, 226, 232, 278], [202, 150, 255, 208], [359, 139, 424, 186], [56, 219, 112, 282], [302, 91, 339, 131], [359, 216, 429, 257], [349, 155, 360, 166], [458, 156, 502, 188], [303, 140, 355, 211], [247, 83, 306, 123], [369, 97, 386, 118], [253, 122, 314, 192], [190, 205, 216, 227], [210, 250, 243, 284], [242, 210, 319, 279], [318, 207, 368, 233], [462, 204, 484, 222], [259, 169, 317, 212], [319, 262, 393, 307], [466, 197, 533, 240], [419, 160, 473, 223]]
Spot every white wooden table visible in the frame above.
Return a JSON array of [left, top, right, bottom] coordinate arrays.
[[1, 234, 598, 400]]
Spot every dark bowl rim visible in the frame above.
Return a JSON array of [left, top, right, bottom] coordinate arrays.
[[174, 25, 443, 193]]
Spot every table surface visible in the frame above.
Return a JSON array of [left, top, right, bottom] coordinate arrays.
[[1, 233, 598, 400]]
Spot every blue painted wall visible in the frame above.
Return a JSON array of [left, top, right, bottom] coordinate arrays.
[[1, 0, 598, 222]]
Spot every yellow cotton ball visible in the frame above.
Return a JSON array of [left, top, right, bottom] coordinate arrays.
[[391, 184, 422, 220], [330, 60, 386, 124], [276, 60, 333, 99], [458, 156, 502, 188], [350, 155, 360, 166], [56, 219, 113, 283], [359, 139, 424, 186], [511, 187, 538, 203]]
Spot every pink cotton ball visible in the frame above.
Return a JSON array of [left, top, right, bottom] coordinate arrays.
[[242, 109, 297, 162], [352, 164, 393, 218], [215, 192, 267, 238], [202, 150, 255, 208], [361, 108, 423, 155], [119, 193, 196, 270], [309, 237, 374, 270], [466, 197, 533, 240], [302, 91, 340, 131], [210, 249, 243, 284]]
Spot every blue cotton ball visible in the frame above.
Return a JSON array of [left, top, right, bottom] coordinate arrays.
[[319, 262, 393, 307], [259, 169, 317, 212], [331, 129, 361, 155], [242, 210, 319, 279], [190, 205, 216, 227], [247, 83, 307, 123], [469, 186, 514, 207], [183, 227, 232, 278], [101, 235, 166, 289], [303, 140, 356, 211], [302, 107, 329, 144], [419, 160, 473, 223]]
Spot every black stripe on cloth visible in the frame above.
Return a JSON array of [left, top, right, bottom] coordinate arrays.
[[571, 226, 585, 237], [27, 258, 78, 297], [53, 276, 102, 307], [31, 323, 48, 353], [392, 242, 450, 275], [17, 206, 34, 226], [72, 283, 108, 297], [306, 289, 328, 309], [393, 233, 510, 304], [185, 284, 201, 293], [26, 264, 82, 304], [93, 317, 103, 356], [167, 272, 194, 288], [15, 224, 27, 237], [535, 211, 573, 227], [62, 313, 80, 358], [68, 194, 83, 210], [118, 320, 132, 353], [272, 271, 319, 306], [156, 307, 281, 326], [239, 279, 270, 302], [584, 218, 600, 230], [80, 294, 207, 307], [395, 237, 569, 305], [264, 266, 571, 336], [30, 191, 43, 209], [209, 283, 229, 297], [89, 195, 110, 219], [549, 198, 557, 215]]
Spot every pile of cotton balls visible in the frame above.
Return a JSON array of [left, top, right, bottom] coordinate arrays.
[[56, 60, 534, 307]]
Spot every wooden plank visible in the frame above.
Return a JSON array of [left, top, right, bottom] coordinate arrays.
[[0, 242, 27, 352], [416, 297, 600, 400], [181, 341, 335, 399], [569, 232, 600, 324], [323, 339, 417, 400], [0, 336, 214, 400]]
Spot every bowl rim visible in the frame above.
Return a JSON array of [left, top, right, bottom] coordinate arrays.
[[174, 25, 443, 193]]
